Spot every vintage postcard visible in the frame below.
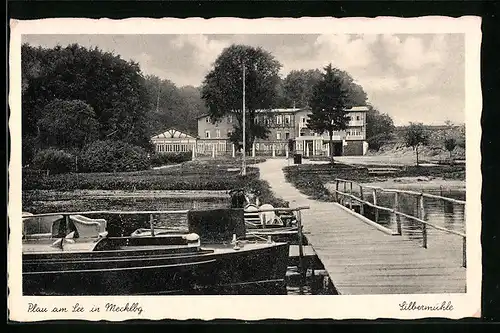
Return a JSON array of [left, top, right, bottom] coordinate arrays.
[[8, 16, 482, 321]]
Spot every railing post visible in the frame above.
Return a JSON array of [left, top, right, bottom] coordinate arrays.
[[296, 209, 305, 282], [462, 236, 467, 268], [343, 181, 347, 206], [422, 221, 427, 248], [394, 192, 402, 235], [359, 185, 365, 216], [149, 213, 155, 237], [349, 181, 353, 210], [335, 180, 339, 203], [64, 214, 70, 238], [372, 188, 378, 223], [419, 193, 426, 248]]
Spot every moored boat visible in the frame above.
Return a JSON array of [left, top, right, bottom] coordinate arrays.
[[22, 210, 289, 295]]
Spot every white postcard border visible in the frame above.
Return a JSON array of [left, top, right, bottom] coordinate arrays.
[[8, 16, 482, 321]]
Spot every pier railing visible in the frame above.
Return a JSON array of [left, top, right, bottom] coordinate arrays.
[[331, 178, 466, 268]]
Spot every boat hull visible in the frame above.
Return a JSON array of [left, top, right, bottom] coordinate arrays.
[[22, 241, 289, 296]]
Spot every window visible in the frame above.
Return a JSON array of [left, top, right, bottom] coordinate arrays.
[[285, 132, 290, 139], [300, 132, 305, 136], [216, 129, 221, 138], [227, 115, 233, 123], [206, 117, 210, 123], [276, 115, 282, 125], [284, 115, 291, 125], [301, 117, 306, 123], [227, 130, 232, 137], [356, 115, 360, 121], [276, 132, 282, 140], [205, 131, 210, 138]]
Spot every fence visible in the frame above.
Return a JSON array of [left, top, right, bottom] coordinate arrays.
[[330, 178, 467, 268]]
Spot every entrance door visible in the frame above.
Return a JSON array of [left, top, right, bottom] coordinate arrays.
[[333, 142, 343, 156], [307, 140, 314, 156]]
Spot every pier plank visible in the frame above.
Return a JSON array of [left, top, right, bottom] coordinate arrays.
[[258, 160, 466, 295]]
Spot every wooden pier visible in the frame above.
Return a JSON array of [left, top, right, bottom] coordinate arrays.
[[257, 159, 467, 295]]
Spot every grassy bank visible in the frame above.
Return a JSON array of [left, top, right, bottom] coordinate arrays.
[[23, 158, 266, 191], [283, 163, 465, 202], [23, 157, 288, 214]]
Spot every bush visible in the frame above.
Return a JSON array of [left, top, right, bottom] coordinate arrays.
[[22, 135, 37, 166], [32, 148, 75, 174], [79, 140, 150, 173], [150, 152, 192, 167]]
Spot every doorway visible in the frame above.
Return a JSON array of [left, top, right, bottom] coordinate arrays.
[[332, 142, 343, 156]]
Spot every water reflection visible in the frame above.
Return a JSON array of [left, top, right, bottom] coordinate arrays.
[[355, 188, 465, 246]]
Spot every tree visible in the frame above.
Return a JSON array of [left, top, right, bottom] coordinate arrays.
[[404, 122, 429, 166], [37, 99, 99, 150], [22, 43, 152, 150], [444, 137, 457, 162], [282, 69, 322, 108], [144, 75, 205, 136], [366, 106, 395, 151], [201, 44, 282, 152], [307, 64, 365, 164]]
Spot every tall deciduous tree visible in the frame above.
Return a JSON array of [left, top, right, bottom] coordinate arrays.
[[282, 69, 322, 108], [22, 43, 152, 150], [201, 44, 282, 152], [365, 105, 396, 151], [307, 64, 366, 164], [404, 122, 429, 166]]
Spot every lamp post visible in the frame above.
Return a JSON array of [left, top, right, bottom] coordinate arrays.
[[241, 60, 247, 176]]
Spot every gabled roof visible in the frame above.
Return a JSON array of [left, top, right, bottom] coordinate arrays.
[[151, 128, 196, 140]]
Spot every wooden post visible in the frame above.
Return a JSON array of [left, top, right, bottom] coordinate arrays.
[[359, 185, 365, 215], [335, 180, 339, 202], [232, 144, 235, 158], [419, 193, 426, 248], [64, 215, 70, 238], [349, 182, 353, 210], [252, 143, 256, 158], [149, 213, 155, 237], [462, 236, 467, 268], [343, 181, 347, 206], [394, 192, 402, 235], [422, 222, 427, 248], [271, 144, 275, 157], [296, 209, 305, 282], [372, 188, 378, 223]]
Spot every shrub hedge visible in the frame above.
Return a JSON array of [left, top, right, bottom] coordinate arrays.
[[150, 152, 192, 167], [79, 140, 150, 173], [32, 148, 75, 174]]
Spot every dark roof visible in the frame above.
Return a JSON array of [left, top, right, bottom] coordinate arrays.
[[196, 106, 369, 120]]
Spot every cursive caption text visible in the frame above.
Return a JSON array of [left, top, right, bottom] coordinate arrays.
[[399, 301, 454, 311], [27, 302, 143, 315]]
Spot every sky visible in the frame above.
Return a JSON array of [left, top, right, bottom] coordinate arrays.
[[23, 34, 465, 126]]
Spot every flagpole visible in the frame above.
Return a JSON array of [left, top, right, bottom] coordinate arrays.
[[242, 60, 247, 176]]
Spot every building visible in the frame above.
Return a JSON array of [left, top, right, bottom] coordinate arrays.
[[152, 107, 369, 157], [151, 128, 197, 153], [196, 106, 369, 157]]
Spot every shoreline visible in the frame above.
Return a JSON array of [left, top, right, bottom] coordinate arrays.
[[358, 177, 466, 191]]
